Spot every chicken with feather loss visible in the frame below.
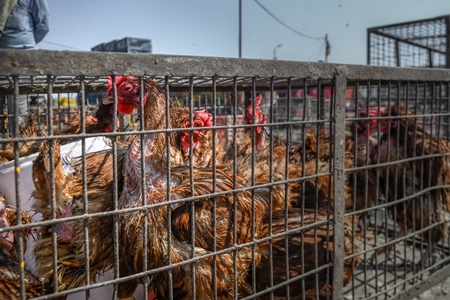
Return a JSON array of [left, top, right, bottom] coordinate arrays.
[[32, 138, 128, 296], [102, 76, 276, 299]]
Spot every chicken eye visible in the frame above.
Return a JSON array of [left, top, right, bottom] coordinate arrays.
[[123, 84, 133, 92]]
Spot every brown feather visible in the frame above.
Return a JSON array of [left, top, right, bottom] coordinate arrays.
[[0, 196, 45, 299], [245, 208, 360, 300]]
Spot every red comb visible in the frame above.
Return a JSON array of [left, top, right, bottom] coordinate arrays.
[[193, 109, 212, 127], [368, 107, 379, 118], [106, 76, 132, 94], [254, 93, 263, 107]]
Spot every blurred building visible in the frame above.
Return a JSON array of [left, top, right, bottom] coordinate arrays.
[[91, 37, 152, 53]]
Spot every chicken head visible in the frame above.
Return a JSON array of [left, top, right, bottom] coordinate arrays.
[[245, 93, 266, 133], [245, 93, 267, 150], [103, 76, 146, 114], [180, 109, 213, 156]]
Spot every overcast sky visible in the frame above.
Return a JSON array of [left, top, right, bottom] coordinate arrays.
[[39, 0, 450, 65]]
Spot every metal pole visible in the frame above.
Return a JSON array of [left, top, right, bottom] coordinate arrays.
[[273, 44, 282, 60], [325, 34, 330, 62], [239, 0, 242, 58], [367, 29, 371, 65], [446, 15, 450, 68]]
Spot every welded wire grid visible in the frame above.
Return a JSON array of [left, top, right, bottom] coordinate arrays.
[[0, 74, 343, 300], [1, 51, 450, 300], [344, 80, 450, 300], [368, 15, 450, 68]]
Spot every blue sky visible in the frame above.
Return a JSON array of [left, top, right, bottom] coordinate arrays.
[[39, 0, 450, 65]]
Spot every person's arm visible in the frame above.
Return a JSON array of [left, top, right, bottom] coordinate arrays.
[[30, 0, 49, 44]]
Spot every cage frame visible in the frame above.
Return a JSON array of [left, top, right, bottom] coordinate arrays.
[[1, 49, 450, 300]]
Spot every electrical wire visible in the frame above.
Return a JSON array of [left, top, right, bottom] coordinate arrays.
[[40, 41, 86, 51], [208, 0, 236, 23], [208, 0, 270, 52], [253, 0, 324, 41]]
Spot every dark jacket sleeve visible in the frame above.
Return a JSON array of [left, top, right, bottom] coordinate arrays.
[[30, 0, 49, 44]]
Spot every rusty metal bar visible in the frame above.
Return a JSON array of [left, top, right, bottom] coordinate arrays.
[[332, 65, 348, 300], [367, 14, 449, 31], [372, 30, 447, 56]]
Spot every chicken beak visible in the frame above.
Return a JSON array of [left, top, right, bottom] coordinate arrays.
[[102, 95, 114, 105]]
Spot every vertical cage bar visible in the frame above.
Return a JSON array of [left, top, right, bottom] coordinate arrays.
[[332, 66, 348, 300], [140, 76, 149, 300], [12, 76, 25, 300], [79, 78, 91, 299], [164, 76, 174, 300], [211, 76, 218, 300], [188, 76, 197, 299], [232, 77, 239, 299], [111, 75, 120, 299]]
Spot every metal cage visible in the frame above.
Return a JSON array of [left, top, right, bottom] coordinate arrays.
[[367, 15, 450, 68], [1, 50, 450, 300]]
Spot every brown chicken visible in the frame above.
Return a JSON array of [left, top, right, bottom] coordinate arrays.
[[104, 76, 217, 168], [32, 140, 74, 244], [221, 94, 342, 212], [370, 104, 450, 271], [289, 128, 340, 212], [290, 107, 381, 213], [0, 195, 45, 299], [32, 140, 127, 296], [222, 93, 302, 210], [56, 102, 119, 144], [244, 208, 360, 300], [0, 113, 43, 162], [103, 76, 276, 299], [346, 108, 381, 212]]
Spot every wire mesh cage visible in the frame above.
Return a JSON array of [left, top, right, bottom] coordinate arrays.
[[1, 50, 450, 300], [367, 15, 450, 68]]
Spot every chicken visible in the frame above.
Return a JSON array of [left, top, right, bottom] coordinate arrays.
[[2, 194, 34, 253], [104, 76, 217, 168], [0, 194, 15, 251], [290, 107, 381, 213], [289, 128, 340, 212], [221, 93, 301, 210], [32, 139, 127, 295], [244, 208, 360, 299], [0, 102, 119, 164], [0, 195, 45, 299], [58, 114, 99, 135], [103, 76, 274, 299], [56, 102, 119, 145], [370, 104, 450, 271], [32, 140, 74, 244], [221, 93, 345, 212], [346, 108, 381, 212], [222, 93, 267, 160], [0, 113, 43, 162]]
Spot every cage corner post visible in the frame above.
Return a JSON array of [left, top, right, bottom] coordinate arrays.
[[332, 65, 348, 300]]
